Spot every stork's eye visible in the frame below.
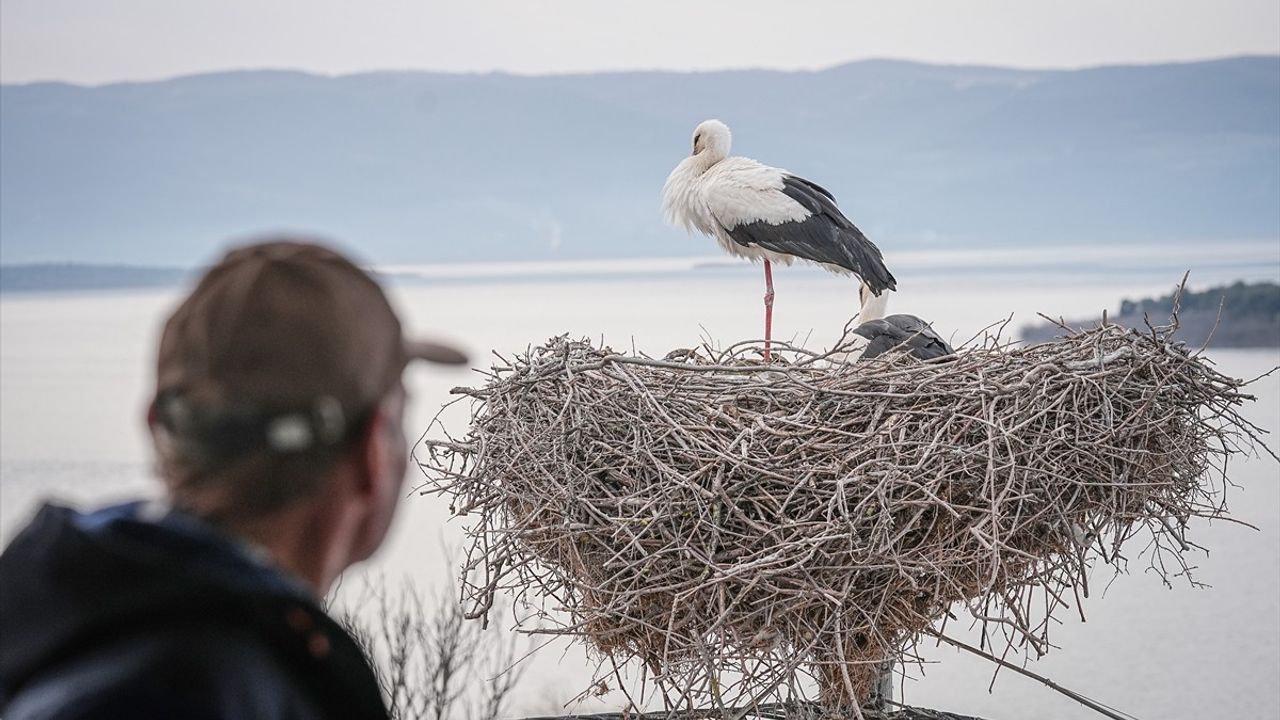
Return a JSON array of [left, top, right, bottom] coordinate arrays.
[[693, 134, 701, 147]]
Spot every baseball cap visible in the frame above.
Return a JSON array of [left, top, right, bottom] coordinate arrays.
[[151, 238, 466, 459]]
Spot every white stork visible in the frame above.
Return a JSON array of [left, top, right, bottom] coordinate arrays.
[[663, 119, 896, 360]]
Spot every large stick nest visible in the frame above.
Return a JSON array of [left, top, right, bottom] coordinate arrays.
[[418, 319, 1271, 715]]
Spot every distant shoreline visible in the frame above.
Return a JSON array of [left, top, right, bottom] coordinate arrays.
[[1021, 281, 1280, 348], [5, 242, 1279, 294], [0, 264, 193, 294]]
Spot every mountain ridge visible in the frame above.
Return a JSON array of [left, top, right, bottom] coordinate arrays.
[[2, 56, 1277, 265], [7, 54, 1274, 88]]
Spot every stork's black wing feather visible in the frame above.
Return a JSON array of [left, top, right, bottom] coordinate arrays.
[[724, 175, 897, 294], [854, 314, 955, 361], [787, 175, 838, 203]]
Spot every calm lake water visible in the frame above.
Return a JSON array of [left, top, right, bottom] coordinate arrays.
[[2, 248, 1278, 719]]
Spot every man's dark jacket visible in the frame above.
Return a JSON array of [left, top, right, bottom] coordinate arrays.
[[0, 502, 390, 719]]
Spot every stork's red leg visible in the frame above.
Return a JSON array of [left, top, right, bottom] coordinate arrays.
[[763, 260, 774, 362]]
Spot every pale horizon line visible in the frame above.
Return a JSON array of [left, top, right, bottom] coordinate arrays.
[[3, 238, 1278, 274]]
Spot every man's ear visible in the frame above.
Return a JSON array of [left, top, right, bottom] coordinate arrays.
[[356, 394, 408, 502], [353, 406, 390, 500]]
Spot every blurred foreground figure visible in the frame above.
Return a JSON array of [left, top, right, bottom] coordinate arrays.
[[0, 239, 466, 719]]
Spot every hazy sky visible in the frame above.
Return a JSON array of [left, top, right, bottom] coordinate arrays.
[[3, 0, 1278, 85]]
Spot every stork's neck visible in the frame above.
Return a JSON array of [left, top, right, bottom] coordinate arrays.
[[859, 289, 890, 322], [687, 151, 722, 175]]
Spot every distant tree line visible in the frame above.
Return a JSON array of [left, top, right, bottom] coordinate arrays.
[[1119, 280, 1280, 319], [1022, 280, 1280, 348]]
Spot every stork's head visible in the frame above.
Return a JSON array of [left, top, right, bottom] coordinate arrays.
[[691, 119, 731, 163]]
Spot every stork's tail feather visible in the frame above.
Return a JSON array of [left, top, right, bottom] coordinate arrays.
[[868, 267, 898, 295], [841, 228, 896, 295]]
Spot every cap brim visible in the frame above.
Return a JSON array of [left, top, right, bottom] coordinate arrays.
[[405, 338, 469, 366]]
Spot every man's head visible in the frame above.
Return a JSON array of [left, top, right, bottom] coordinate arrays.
[[147, 239, 465, 565]]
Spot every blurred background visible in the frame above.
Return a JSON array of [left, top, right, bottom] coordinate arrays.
[[2, 1, 1278, 718]]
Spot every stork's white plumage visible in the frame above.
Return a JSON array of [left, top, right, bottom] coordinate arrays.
[[663, 119, 896, 359]]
